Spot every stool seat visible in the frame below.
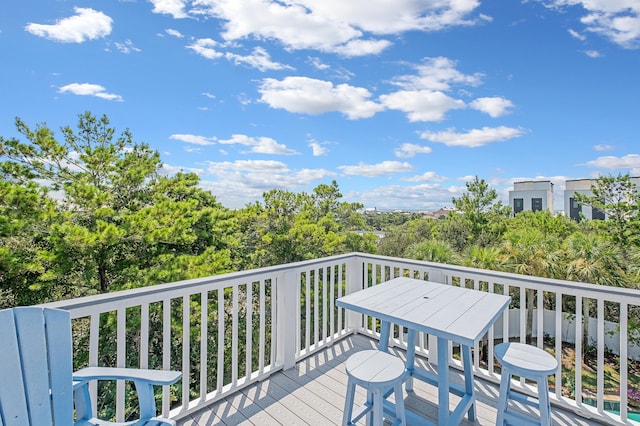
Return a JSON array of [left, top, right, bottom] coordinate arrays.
[[343, 350, 406, 426], [495, 342, 558, 376], [495, 343, 558, 426]]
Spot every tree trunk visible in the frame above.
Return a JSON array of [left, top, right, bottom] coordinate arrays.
[[582, 298, 591, 362], [99, 265, 108, 293]]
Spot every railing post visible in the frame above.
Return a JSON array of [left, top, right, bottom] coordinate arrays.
[[427, 268, 445, 365], [276, 270, 298, 370], [345, 254, 364, 332]]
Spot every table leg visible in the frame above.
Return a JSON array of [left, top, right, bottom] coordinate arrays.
[[437, 336, 449, 425], [462, 344, 477, 421], [378, 320, 390, 352], [405, 329, 417, 392]]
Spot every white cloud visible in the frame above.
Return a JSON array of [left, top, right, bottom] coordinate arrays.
[[170, 134, 217, 145], [419, 126, 525, 147], [25, 8, 112, 43], [187, 38, 224, 59], [160, 163, 205, 175], [58, 83, 122, 101], [259, 76, 383, 119], [348, 182, 457, 211], [166, 29, 184, 38], [584, 49, 602, 57], [332, 38, 393, 57], [594, 144, 615, 151], [394, 143, 433, 159], [197, 0, 361, 52], [202, 92, 216, 99], [188, 39, 292, 71], [338, 161, 414, 177], [457, 175, 476, 183], [307, 56, 330, 70], [200, 159, 336, 207], [390, 57, 483, 91], [191, 0, 484, 55], [114, 39, 141, 54], [207, 159, 290, 174], [469, 97, 514, 117], [251, 139, 297, 154], [293, 0, 481, 33], [546, 1, 640, 49], [569, 28, 587, 40], [309, 141, 329, 156], [149, 0, 189, 19], [402, 171, 448, 183], [380, 90, 465, 122], [218, 134, 298, 154], [225, 46, 293, 71], [581, 154, 640, 170]]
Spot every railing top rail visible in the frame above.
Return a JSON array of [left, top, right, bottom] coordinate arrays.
[[43, 252, 357, 314], [354, 252, 640, 300], [43, 252, 640, 315]]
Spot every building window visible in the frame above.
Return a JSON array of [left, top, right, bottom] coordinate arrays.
[[569, 197, 582, 222], [532, 198, 542, 212], [513, 198, 523, 214], [592, 207, 605, 220]]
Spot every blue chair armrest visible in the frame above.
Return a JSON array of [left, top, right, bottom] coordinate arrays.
[[73, 367, 181, 424]]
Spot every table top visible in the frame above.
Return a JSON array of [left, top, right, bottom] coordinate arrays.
[[336, 277, 511, 347]]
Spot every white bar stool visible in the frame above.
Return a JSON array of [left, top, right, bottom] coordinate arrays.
[[495, 342, 559, 426], [343, 350, 406, 426]]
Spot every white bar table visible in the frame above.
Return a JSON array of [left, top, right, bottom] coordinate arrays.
[[336, 277, 511, 426]]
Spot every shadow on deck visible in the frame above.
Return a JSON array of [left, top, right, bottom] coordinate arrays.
[[178, 334, 603, 425]]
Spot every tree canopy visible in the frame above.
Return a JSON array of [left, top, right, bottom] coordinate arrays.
[[1, 113, 639, 308]]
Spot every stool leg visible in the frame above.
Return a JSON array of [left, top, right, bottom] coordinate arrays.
[[496, 368, 511, 426], [366, 389, 374, 426], [394, 382, 406, 426], [343, 378, 356, 426], [537, 376, 552, 426], [372, 388, 383, 426]]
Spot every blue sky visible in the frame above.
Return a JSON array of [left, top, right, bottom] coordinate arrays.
[[1, 1, 639, 211]]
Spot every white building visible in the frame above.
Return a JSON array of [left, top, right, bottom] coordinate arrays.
[[564, 177, 640, 221], [508, 181, 554, 215]]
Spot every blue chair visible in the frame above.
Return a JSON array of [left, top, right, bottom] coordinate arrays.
[[495, 342, 559, 426], [0, 307, 181, 425]]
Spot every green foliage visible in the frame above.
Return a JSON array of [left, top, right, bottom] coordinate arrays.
[[0, 112, 234, 302], [405, 239, 458, 264], [3, 113, 640, 418], [378, 176, 638, 289], [233, 181, 375, 269], [377, 218, 436, 257], [364, 211, 422, 231], [574, 174, 640, 248], [505, 210, 578, 240], [451, 176, 510, 248], [0, 179, 58, 305], [561, 232, 627, 287]]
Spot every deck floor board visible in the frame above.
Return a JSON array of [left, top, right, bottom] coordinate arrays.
[[180, 334, 604, 426]]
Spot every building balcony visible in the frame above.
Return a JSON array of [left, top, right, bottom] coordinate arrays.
[[44, 253, 640, 425]]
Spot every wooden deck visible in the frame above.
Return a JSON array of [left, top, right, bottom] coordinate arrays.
[[178, 334, 603, 426]]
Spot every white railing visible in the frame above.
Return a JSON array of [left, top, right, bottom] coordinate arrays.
[[44, 253, 640, 425]]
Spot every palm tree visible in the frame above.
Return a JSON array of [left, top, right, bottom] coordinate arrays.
[[561, 232, 626, 361], [463, 245, 505, 271], [406, 239, 459, 264], [500, 228, 562, 343]]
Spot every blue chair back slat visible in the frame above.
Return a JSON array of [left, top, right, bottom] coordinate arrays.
[[0, 309, 32, 425], [43, 308, 74, 425], [0, 308, 74, 426], [14, 308, 56, 426]]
